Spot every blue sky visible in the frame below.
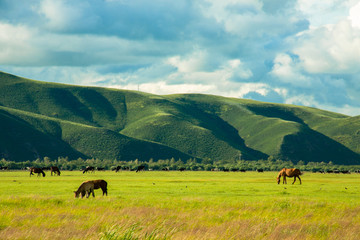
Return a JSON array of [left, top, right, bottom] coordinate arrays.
[[1, 0, 360, 115]]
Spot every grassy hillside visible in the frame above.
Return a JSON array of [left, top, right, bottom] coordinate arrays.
[[1, 71, 360, 164], [0, 105, 192, 162]]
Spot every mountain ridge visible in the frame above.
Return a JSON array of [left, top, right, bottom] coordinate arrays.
[[1, 71, 359, 164]]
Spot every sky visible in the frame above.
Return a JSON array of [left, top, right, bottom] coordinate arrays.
[[1, 0, 360, 116]]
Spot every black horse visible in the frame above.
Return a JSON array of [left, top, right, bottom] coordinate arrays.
[[136, 165, 146, 172], [29, 167, 46, 177]]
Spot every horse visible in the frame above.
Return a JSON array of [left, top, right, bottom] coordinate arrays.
[[91, 179, 108, 196], [74, 181, 95, 198], [136, 165, 145, 172], [50, 166, 61, 176], [29, 167, 46, 177], [83, 166, 95, 174], [277, 168, 302, 184]]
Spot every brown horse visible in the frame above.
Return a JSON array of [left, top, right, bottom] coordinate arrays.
[[50, 166, 61, 176], [92, 179, 108, 196], [29, 167, 46, 177], [277, 168, 302, 184], [74, 181, 95, 198]]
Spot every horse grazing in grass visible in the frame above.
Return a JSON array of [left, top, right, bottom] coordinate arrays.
[[29, 167, 46, 177], [91, 179, 108, 196], [50, 166, 61, 176], [136, 165, 145, 172], [277, 168, 302, 185], [83, 166, 95, 174], [74, 181, 95, 198]]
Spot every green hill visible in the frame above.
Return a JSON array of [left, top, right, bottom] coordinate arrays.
[[1, 71, 359, 164]]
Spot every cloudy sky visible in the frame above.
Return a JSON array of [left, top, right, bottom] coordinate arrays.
[[1, 0, 360, 115]]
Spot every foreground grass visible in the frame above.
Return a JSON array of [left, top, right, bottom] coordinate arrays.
[[0, 171, 359, 239]]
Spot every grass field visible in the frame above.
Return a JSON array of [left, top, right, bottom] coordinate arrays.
[[0, 170, 359, 239]]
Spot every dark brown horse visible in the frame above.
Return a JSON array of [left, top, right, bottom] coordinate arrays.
[[92, 179, 108, 196], [50, 166, 61, 176], [74, 181, 95, 198], [83, 166, 95, 174], [277, 168, 302, 184], [29, 167, 46, 177]]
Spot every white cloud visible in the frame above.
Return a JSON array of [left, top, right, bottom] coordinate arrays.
[[270, 53, 312, 86], [0, 23, 43, 65], [293, 1, 360, 75], [294, 19, 360, 74], [349, 1, 360, 28], [38, 0, 89, 31], [167, 50, 210, 73]]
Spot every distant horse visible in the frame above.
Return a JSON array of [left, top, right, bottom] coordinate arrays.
[[50, 166, 61, 176], [112, 166, 121, 172], [136, 165, 145, 172], [277, 168, 302, 184], [83, 166, 95, 174], [29, 167, 46, 177], [74, 181, 95, 198], [91, 179, 108, 196]]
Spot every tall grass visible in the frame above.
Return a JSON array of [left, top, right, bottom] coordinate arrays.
[[0, 170, 359, 239]]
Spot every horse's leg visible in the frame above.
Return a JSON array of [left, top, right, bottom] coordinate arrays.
[[283, 176, 287, 184], [92, 189, 95, 198], [292, 176, 296, 184], [298, 176, 302, 185]]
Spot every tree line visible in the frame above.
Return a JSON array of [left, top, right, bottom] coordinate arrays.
[[1, 156, 360, 172]]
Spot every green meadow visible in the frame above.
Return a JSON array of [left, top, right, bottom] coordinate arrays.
[[0, 170, 359, 239]]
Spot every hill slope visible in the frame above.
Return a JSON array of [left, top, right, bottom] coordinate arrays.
[[1, 71, 359, 164]]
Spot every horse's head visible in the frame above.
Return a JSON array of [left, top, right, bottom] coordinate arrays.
[[276, 176, 281, 184], [74, 191, 80, 198]]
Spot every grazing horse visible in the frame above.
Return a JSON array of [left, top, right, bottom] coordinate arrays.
[[74, 181, 95, 198], [277, 168, 302, 184], [29, 167, 46, 177], [136, 165, 145, 172], [83, 166, 95, 174], [50, 166, 61, 176], [112, 166, 122, 172], [91, 179, 108, 196]]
